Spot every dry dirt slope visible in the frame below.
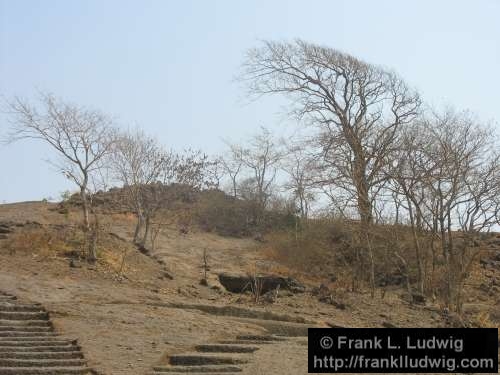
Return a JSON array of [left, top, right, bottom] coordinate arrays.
[[0, 201, 498, 375]]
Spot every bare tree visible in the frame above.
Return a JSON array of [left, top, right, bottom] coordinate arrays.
[[4, 93, 116, 234], [220, 151, 243, 198], [227, 127, 283, 225], [111, 129, 165, 244], [422, 109, 499, 312], [281, 141, 317, 219], [240, 40, 421, 226], [139, 149, 210, 251], [240, 40, 420, 296], [205, 156, 226, 190], [389, 108, 500, 311]]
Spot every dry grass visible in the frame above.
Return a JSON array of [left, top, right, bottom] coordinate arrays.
[[2, 222, 153, 281], [4, 225, 78, 258]]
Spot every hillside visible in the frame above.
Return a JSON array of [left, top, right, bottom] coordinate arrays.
[[0, 200, 499, 375]]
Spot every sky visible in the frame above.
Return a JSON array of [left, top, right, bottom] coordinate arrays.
[[0, 0, 499, 202]]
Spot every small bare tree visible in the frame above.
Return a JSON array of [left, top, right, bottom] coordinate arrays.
[[111, 129, 165, 244], [227, 127, 283, 225], [220, 152, 243, 198], [281, 142, 317, 220], [4, 93, 116, 260]]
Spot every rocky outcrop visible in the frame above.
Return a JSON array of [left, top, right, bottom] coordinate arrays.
[[218, 273, 305, 294]]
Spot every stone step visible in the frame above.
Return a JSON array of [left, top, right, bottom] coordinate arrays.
[[0, 351, 84, 360], [0, 297, 17, 303], [235, 335, 286, 342], [218, 340, 273, 345], [0, 337, 69, 342], [0, 332, 58, 338], [195, 344, 258, 353], [169, 354, 248, 366], [0, 312, 49, 321], [0, 340, 77, 347], [0, 327, 53, 333], [0, 345, 81, 353], [150, 372, 241, 375], [0, 297, 16, 302], [0, 320, 51, 328], [0, 358, 86, 367], [0, 366, 93, 374], [152, 365, 243, 372], [0, 304, 44, 313]]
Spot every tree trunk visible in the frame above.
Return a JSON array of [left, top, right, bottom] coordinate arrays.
[[142, 215, 151, 248], [80, 185, 90, 231], [407, 197, 424, 294], [133, 214, 144, 244], [87, 214, 98, 262]]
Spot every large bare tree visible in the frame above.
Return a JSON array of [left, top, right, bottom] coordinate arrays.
[[5, 93, 116, 232], [240, 40, 421, 227]]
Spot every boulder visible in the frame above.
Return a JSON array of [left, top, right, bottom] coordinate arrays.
[[218, 273, 305, 294]]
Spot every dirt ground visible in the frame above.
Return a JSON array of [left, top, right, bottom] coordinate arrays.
[[0, 202, 498, 375]]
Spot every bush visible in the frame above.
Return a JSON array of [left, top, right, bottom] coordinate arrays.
[[196, 190, 296, 237]]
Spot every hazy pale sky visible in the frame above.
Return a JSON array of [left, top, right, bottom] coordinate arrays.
[[1, 0, 499, 202]]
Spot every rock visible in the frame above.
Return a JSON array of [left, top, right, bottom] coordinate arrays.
[[253, 233, 265, 242], [313, 284, 347, 309], [446, 312, 467, 328], [311, 284, 330, 297], [382, 321, 397, 328], [161, 271, 174, 280], [218, 273, 305, 294], [261, 289, 278, 303], [0, 234, 8, 240], [68, 259, 82, 268], [326, 322, 347, 328], [412, 292, 426, 305], [400, 291, 426, 305], [318, 295, 347, 310]]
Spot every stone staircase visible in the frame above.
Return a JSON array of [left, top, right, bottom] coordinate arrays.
[[148, 334, 288, 374], [0, 290, 94, 375]]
